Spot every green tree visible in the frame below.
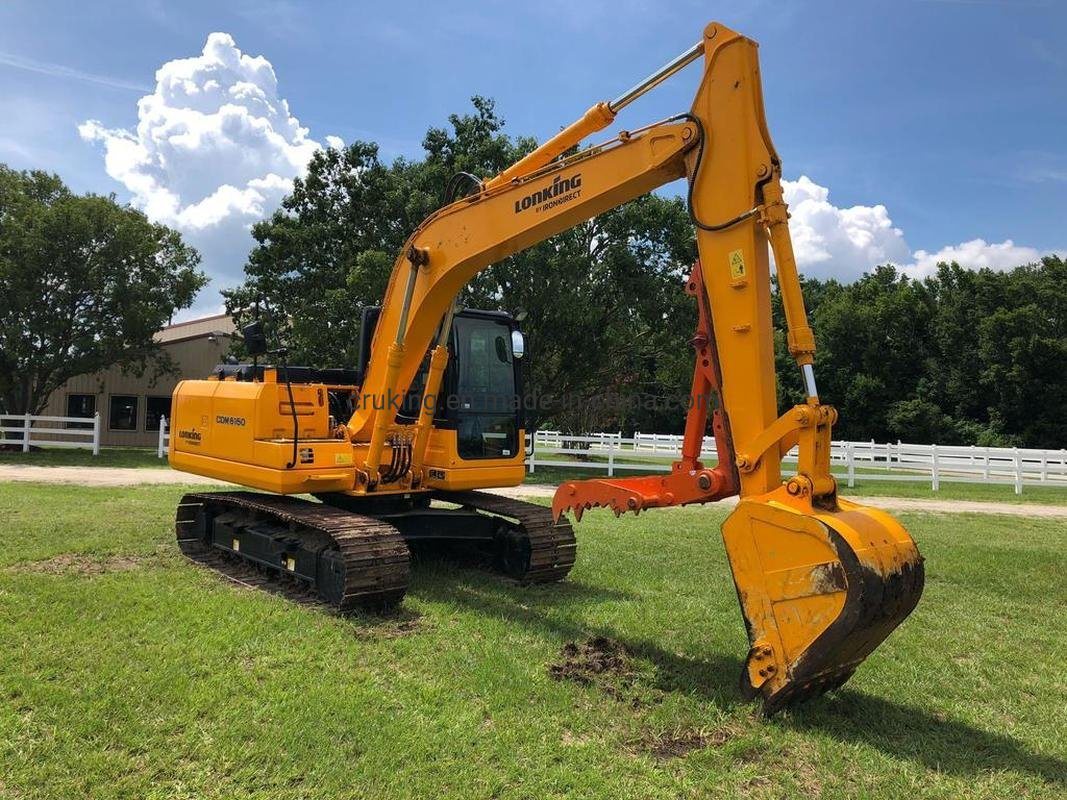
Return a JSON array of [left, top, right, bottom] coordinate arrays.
[[972, 256, 1067, 447], [227, 98, 698, 432], [811, 266, 935, 441], [780, 258, 1066, 448], [228, 98, 1066, 447], [0, 165, 205, 415], [225, 98, 534, 367]]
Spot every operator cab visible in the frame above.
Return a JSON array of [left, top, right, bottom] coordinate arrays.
[[358, 307, 526, 460]]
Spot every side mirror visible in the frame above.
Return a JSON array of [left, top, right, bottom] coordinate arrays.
[[511, 329, 525, 360], [242, 320, 268, 357]]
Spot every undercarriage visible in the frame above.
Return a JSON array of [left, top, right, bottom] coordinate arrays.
[[176, 490, 576, 612]]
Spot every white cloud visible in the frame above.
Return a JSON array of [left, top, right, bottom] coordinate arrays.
[[905, 239, 1048, 279], [79, 31, 1053, 313], [781, 175, 910, 278], [780, 175, 1057, 281], [79, 32, 340, 312]]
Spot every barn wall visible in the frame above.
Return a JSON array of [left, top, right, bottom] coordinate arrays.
[[40, 335, 232, 447]]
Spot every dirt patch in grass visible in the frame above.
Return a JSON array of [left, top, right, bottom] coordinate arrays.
[[548, 636, 666, 707], [352, 611, 426, 640], [636, 722, 745, 760], [9, 553, 149, 576], [647, 730, 716, 759], [549, 636, 635, 687]]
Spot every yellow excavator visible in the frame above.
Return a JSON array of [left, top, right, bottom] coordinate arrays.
[[169, 22, 923, 713]]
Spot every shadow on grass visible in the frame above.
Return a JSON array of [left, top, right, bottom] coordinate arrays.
[[410, 554, 1067, 786], [409, 554, 746, 709], [786, 691, 1067, 786], [406, 542, 635, 603]]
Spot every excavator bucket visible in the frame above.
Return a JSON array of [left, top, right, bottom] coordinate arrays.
[[721, 489, 924, 712]]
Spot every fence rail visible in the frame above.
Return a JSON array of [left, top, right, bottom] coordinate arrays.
[[526, 430, 1067, 494], [0, 412, 101, 455]]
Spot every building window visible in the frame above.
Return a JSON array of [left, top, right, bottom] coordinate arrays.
[[145, 396, 171, 432], [66, 394, 96, 429], [109, 395, 138, 431]]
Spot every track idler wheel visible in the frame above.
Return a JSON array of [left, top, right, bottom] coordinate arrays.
[[722, 487, 924, 714]]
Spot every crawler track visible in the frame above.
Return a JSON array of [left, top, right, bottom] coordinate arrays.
[[433, 490, 577, 583], [176, 491, 410, 612]]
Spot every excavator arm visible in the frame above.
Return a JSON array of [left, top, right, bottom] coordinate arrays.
[[348, 22, 924, 712]]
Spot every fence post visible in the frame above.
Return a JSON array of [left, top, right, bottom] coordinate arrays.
[[607, 433, 616, 477], [22, 412, 31, 453], [93, 412, 101, 456], [158, 416, 167, 458], [983, 447, 990, 479], [931, 444, 939, 491], [528, 430, 536, 474], [1014, 448, 1023, 495], [847, 442, 856, 488]]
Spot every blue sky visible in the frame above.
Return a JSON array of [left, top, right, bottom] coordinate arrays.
[[1, 0, 1064, 314]]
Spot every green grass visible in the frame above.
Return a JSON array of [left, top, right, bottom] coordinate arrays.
[[837, 477, 1067, 504], [0, 447, 165, 468], [1, 483, 1064, 799]]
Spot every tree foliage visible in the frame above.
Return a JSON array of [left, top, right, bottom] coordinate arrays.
[[229, 99, 1065, 449], [226, 98, 697, 431], [774, 259, 1067, 448], [0, 165, 205, 414]]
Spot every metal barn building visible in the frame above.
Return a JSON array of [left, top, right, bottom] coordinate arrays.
[[39, 314, 235, 448]]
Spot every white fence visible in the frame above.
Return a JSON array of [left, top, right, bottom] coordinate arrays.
[[526, 430, 1067, 494], [0, 412, 101, 455], [3, 412, 1064, 494], [158, 416, 170, 458]]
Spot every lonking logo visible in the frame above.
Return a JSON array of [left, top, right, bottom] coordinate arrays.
[[215, 415, 246, 427], [514, 172, 582, 214], [178, 429, 202, 443]]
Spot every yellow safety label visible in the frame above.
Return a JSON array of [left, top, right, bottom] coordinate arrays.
[[334, 453, 353, 465], [729, 249, 746, 279]]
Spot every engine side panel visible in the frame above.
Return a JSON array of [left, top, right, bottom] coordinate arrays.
[[169, 378, 357, 493], [168, 378, 526, 495]]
